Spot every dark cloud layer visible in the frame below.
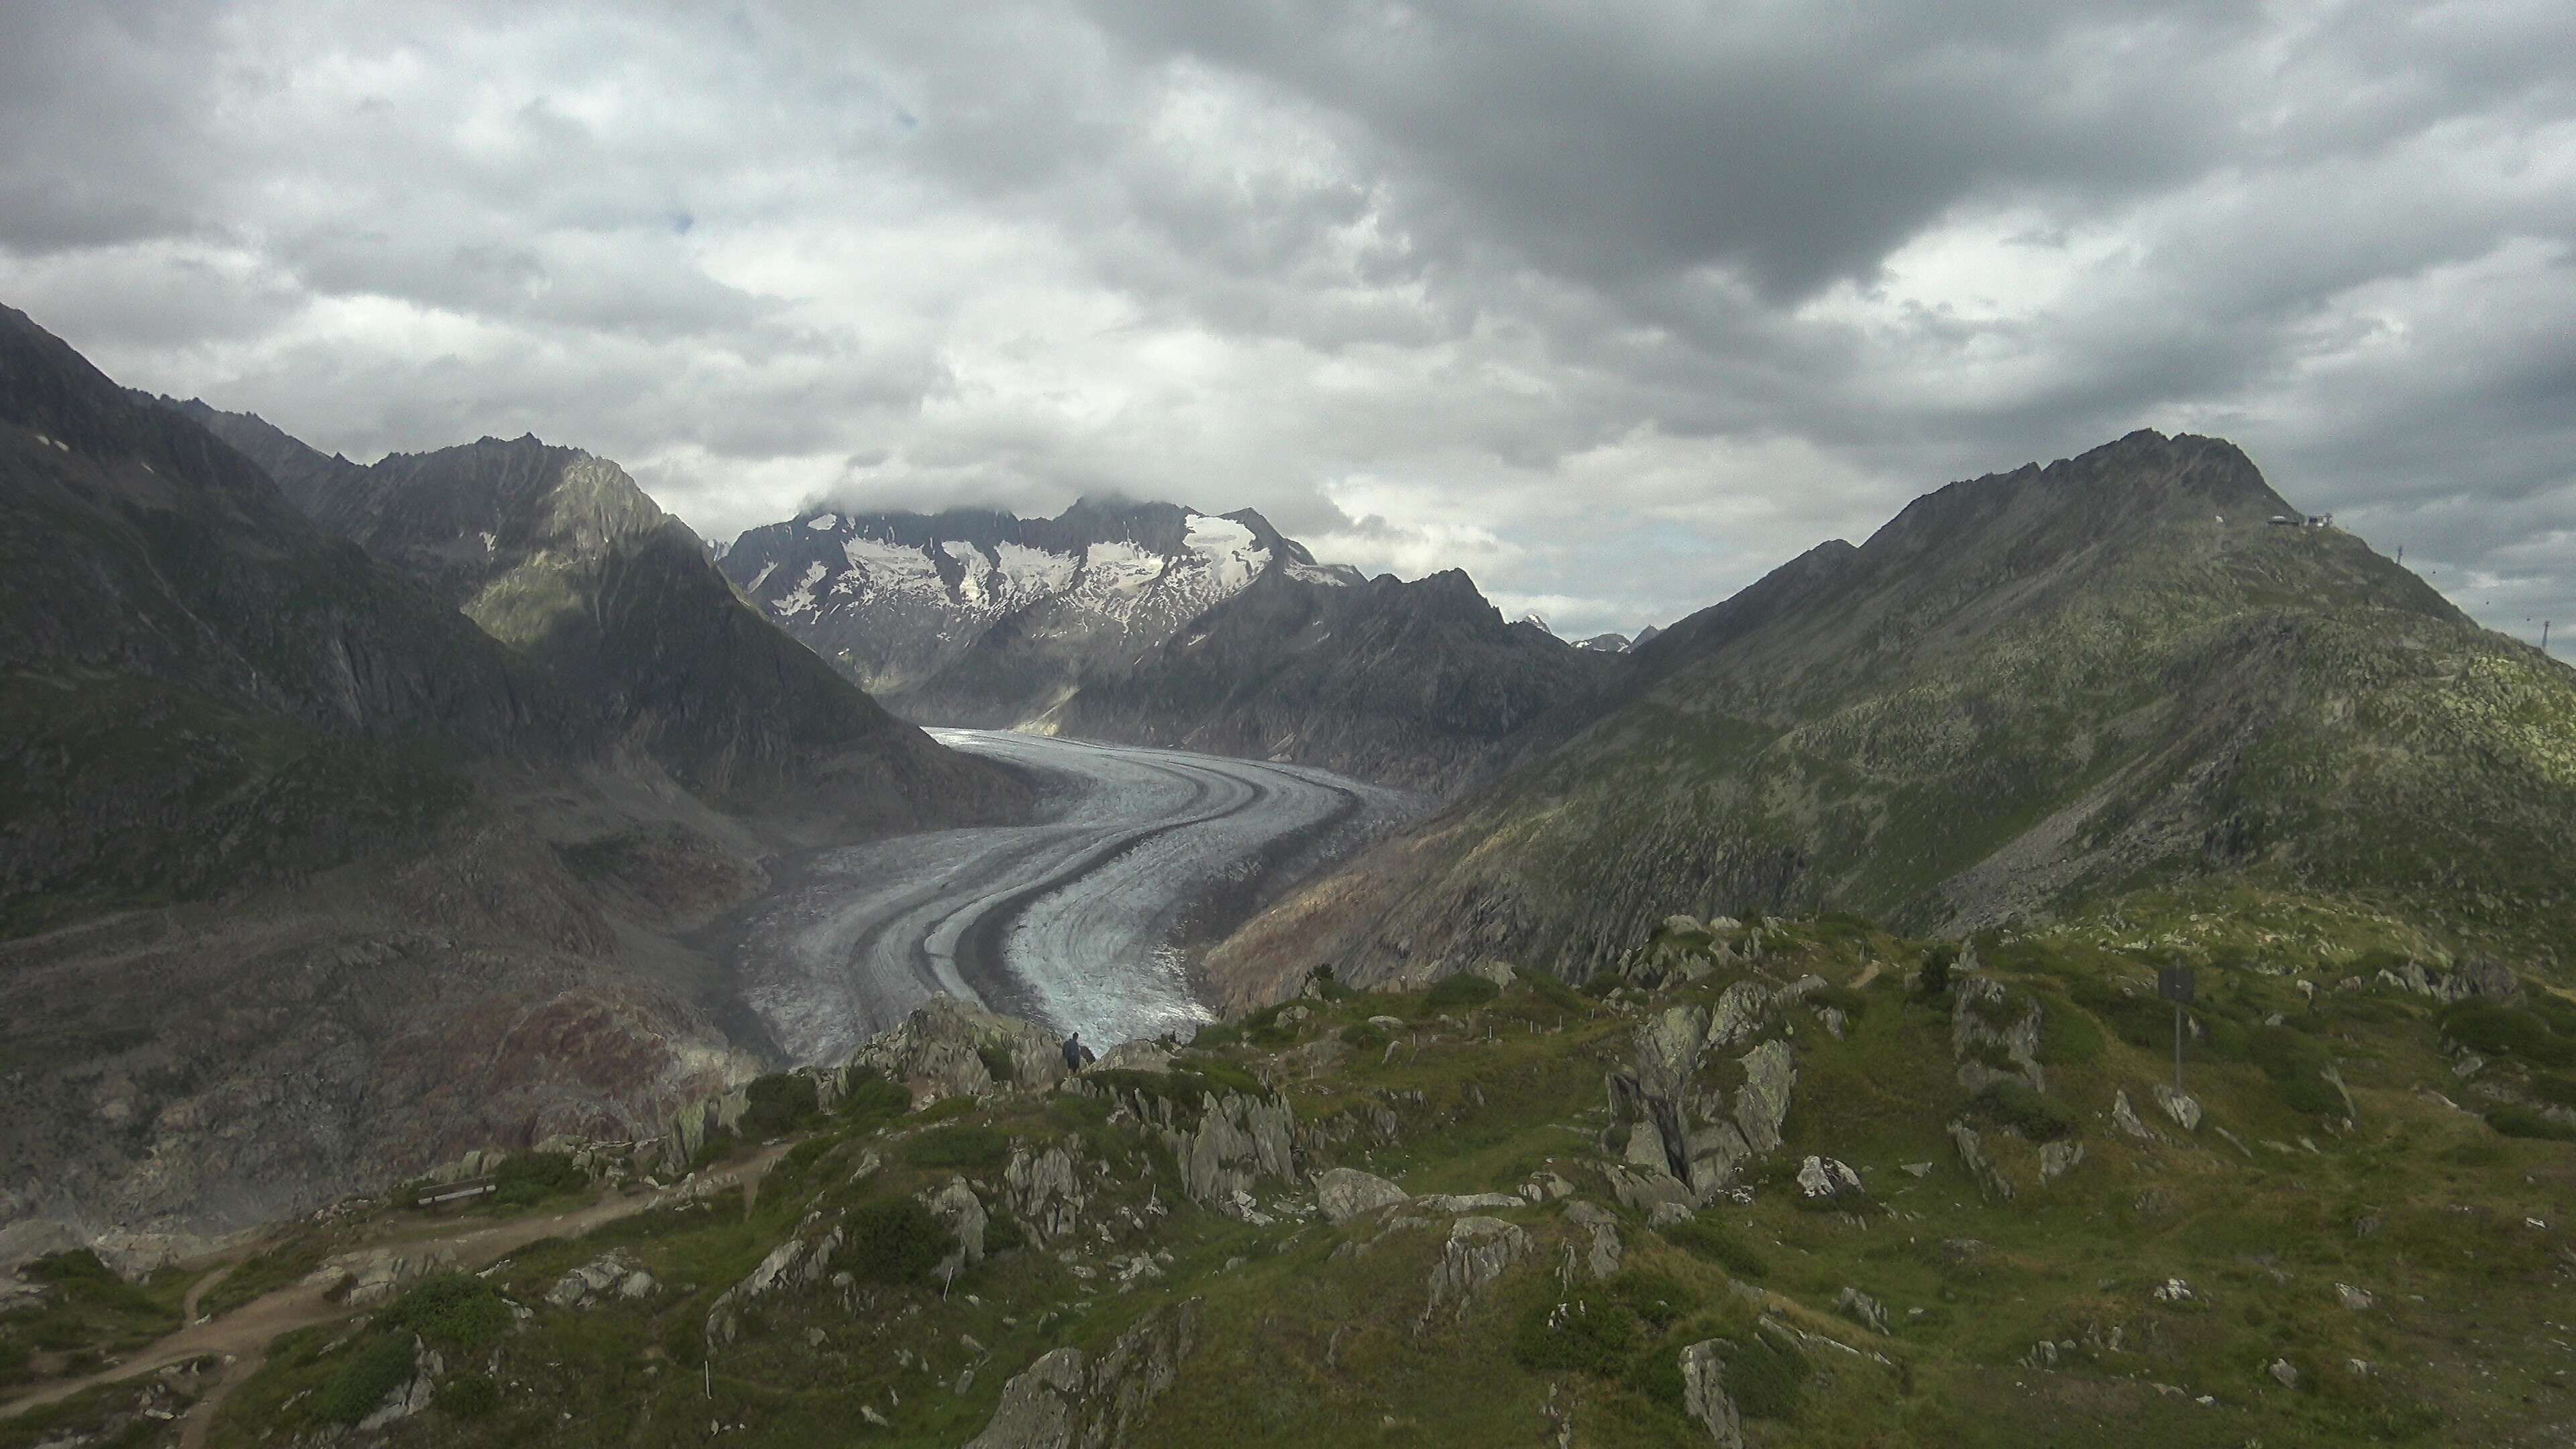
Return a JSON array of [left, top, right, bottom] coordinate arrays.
[[3, 0, 2569, 645]]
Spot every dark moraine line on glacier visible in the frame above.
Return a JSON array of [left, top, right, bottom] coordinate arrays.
[[727, 731, 1420, 1065]]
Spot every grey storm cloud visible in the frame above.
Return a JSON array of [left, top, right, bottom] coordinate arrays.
[[1, 0, 2571, 645]]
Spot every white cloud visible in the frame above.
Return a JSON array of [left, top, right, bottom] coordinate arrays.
[[2, 0, 2571, 645]]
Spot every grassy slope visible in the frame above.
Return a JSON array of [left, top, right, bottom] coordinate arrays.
[[18, 903, 2573, 1448]]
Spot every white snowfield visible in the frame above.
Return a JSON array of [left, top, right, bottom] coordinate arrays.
[[764, 511, 1283, 647], [729, 732, 1418, 1063]]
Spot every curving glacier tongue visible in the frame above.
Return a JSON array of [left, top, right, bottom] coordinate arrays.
[[725, 731, 1417, 1063]]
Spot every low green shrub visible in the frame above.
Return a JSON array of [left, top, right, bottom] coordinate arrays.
[[1660, 1219, 1767, 1279], [739, 1072, 822, 1140], [1342, 1023, 1388, 1053], [490, 1152, 587, 1209], [902, 1124, 1010, 1171], [382, 1273, 511, 1350], [837, 1069, 910, 1121], [1426, 975, 1501, 1010], [2444, 1002, 2575, 1067], [1807, 985, 1870, 1019], [1730, 1328, 1813, 1419], [2248, 1024, 2343, 1116], [1604, 1269, 1698, 1329], [2035, 1001, 2103, 1065], [844, 1199, 959, 1285], [975, 1046, 1019, 1086], [314, 1334, 416, 1423], [2486, 1106, 2576, 1142], [1970, 1081, 2075, 1142], [438, 1372, 500, 1419], [1918, 945, 1957, 998], [2527, 1072, 2576, 1109], [1511, 1295, 1640, 1375]]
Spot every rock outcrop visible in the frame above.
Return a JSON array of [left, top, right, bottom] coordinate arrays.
[[963, 1297, 1205, 1449], [1602, 995, 1800, 1204], [1316, 1168, 1410, 1225], [837, 996, 1069, 1110], [1679, 1340, 1745, 1447], [1419, 1216, 1529, 1330]]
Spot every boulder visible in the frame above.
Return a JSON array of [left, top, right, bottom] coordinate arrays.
[[1678, 1340, 1744, 1448], [1562, 1201, 1622, 1281], [355, 1336, 443, 1433], [1467, 959, 1518, 989], [1091, 1040, 1176, 1075], [2038, 1139, 2086, 1184], [1948, 1120, 2012, 1201], [964, 1298, 1203, 1449], [2153, 1085, 2202, 1132], [1316, 1167, 1411, 1224], [1419, 1193, 1525, 1213], [1004, 1140, 1088, 1246], [546, 1250, 655, 1310], [1419, 1217, 1528, 1330], [1171, 1093, 1299, 1213], [837, 994, 1067, 1109], [1952, 979, 2045, 1094], [2112, 1090, 2155, 1141], [1794, 1155, 1864, 1201], [926, 1178, 990, 1279], [1835, 1285, 1891, 1334]]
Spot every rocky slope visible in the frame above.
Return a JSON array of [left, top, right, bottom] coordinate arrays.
[[720, 498, 1606, 791], [13, 908, 2573, 1448], [1208, 431, 2576, 1004], [1056, 567, 1613, 794], [176, 413, 1024, 837]]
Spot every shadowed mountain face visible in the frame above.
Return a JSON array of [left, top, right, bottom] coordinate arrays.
[[1, 309, 587, 924], [1208, 431, 2576, 1006], [178, 416, 1026, 836], [720, 499, 1609, 791], [1056, 567, 1615, 794]]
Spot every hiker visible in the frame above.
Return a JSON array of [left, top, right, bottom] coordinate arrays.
[[1061, 1032, 1095, 1071]]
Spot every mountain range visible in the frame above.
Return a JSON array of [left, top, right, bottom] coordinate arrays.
[[720, 499, 1611, 791], [1208, 430, 2576, 1006]]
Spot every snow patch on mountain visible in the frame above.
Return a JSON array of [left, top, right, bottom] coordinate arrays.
[[805, 513, 840, 531]]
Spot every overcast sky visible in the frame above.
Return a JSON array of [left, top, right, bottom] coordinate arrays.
[[4, 1, 2571, 644]]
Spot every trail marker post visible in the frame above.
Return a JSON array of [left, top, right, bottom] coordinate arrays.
[[2159, 966, 2196, 1093]]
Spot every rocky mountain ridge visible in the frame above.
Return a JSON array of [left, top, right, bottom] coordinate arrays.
[[1208, 430, 2576, 1006], [721, 498, 1610, 790]]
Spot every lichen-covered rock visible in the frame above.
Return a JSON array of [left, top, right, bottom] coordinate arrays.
[[1795, 1155, 1863, 1201], [1835, 1285, 1891, 1334], [963, 1297, 1203, 1449], [1005, 1139, 1088, 1245], [546, 1250, 655, 1309], [1171, 1092, 1297, 1212], [356, 1335, 444, 1432], [1315, 1167, 1411, 1224], [1953, 979, 2045, 1094], [1678, 1340, 1744, 1447], [2153, 1085, 2202, 1132], [1419, 1216, 1528, 1330], [2038, 1138, 2086, 1183], [321, 1245, 459, 1308], [837, 994, 1067, 1109], [1563, 1200, 1622, 1280], [2112, 1090, 2155, 1140], [706, 1213, 843, 1346], [926, 1177, 989, 1279], [1949, 1120, 2013, 1201]]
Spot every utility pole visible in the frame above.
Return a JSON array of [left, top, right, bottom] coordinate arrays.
[[2544, 620, 2553, 653]]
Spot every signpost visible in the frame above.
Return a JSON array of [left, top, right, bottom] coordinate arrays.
[[2158, 966, 2196, 1092]]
